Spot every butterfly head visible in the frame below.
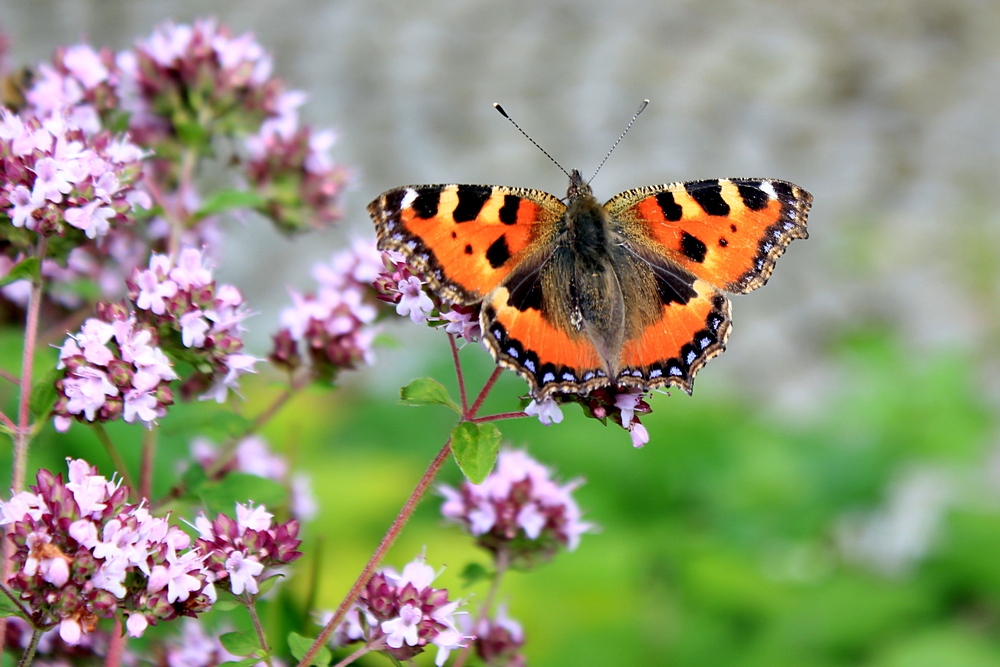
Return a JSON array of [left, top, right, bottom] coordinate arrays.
[[567, 169, 593, 201]]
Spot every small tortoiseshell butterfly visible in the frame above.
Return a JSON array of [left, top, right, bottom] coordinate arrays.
[[368, 109, 812, 400]]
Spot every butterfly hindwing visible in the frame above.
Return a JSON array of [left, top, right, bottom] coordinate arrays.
[[607, 178, 811, 294], [368, 184, 565, 305]]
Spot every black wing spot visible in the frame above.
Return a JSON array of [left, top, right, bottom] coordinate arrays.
[[450, 230, 458, 239], [464, 244, 473, 255], [486, 235, 511, 269], [737, 183, 769, 211], [499, 195, 520, 225], [681, 232, 708, 263], [507, 275, 543, 311], [453, 185, 492, 222], [719, 237, 728, 247], [411, 188, 442, 219], [655, 191, 683, 222], [652, 264, 697, 306], [730, 224, 738, 233], [688, 183, 730, 217]]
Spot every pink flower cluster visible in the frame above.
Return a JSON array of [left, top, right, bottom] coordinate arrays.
[[271, 239, 382, 381], [193, 503, 302, 597], [244, 91, 350, 232], [118, 18, 281, 145], [471, 605, 525, 667], [24, 43, 120, 134], [0, 459, 215, 644], [53, 306, 176, 432], [440, 449, 593, 565], [331, 554, 467, 666], [128, 248, 258, 403], [373, 250, 481, 341], [0, 109, 147, 239]]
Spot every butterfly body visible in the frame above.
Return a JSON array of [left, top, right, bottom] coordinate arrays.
[[369, 171, 811, 399]]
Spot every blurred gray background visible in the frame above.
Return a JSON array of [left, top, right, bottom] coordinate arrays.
[[2, 0, 999, 412]]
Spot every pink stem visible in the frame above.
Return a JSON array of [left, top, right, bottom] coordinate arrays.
[[470, 411, 528, 423], [467, 367, 503, 419], [449, 334, 469, 413], [296, 438, 454, 667], [105, 618, 125, 667]]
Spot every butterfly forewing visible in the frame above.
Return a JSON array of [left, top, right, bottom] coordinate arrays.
[[368, 184, 565, 304], [607, 178, 811, 294]]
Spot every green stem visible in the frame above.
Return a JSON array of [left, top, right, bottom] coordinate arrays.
[[245, 595, 274, 667], [91, 423, 136, 496], [140, 428, 156, 501], [16, 627, 42, 667], [331, 637, 384, 667]]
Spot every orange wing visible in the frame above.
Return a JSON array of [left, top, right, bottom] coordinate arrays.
[[368, 184, 565, 305], [607, 178, 811, 294]]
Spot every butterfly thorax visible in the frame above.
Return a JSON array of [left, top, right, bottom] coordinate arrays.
[[546, 170, 627, 368]]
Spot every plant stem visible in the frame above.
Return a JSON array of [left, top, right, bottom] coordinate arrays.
[[331, 638, 384, 667], [471, 411, 528, 424], [16, 627, 42, 667], [3, 237, 47, 650], [246, 597, 275, 667], [91, 423, 136, 496], [296, 438, 454, 667], [449, 334, 469, 413], [13, 236, 48, 495], [140, 428, 156, 500], [451, 551, 510, 667], [467, 367, 503, 419], [105, 617, 125, 667]]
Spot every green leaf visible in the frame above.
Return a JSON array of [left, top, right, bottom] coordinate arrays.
[[288, 631, 333, 667], [219, 631, 264, 657], [198, 473, 287, 516], [0, 257, 39, 288], [257, 573, 283, 597], [460, 562, 492, 588], [399, 378, 461, 413], [29, 367, 61, 420], [209, 594, 242, 612], [195, 189, 268, 219], [451, 422, 500, 484], [218, 659, 267, 667], [0, 590, 30, 621]]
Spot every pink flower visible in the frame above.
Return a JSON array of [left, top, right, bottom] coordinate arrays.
[[63, 44, 110, 88], [395, 276, 435, 323], [64, 199, 115, 239], [225, 551, 264, 595], [440, 449, 593, 563], [9, 185, 44, 229], [524, 397, 564, 426]]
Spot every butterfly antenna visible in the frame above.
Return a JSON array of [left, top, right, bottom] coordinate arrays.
[[588, 99, 649, 184], [493, 103, 572, 180]]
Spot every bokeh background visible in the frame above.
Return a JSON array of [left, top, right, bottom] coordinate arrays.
[[3, 0, 1000, 665]]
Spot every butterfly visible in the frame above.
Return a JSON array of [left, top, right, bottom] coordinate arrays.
[[368, 169, 811, 399]]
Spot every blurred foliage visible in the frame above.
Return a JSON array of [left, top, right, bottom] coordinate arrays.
[[4, 322, 999, 667]]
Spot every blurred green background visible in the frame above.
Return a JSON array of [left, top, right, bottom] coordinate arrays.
[[3, 1, 1000, 665]]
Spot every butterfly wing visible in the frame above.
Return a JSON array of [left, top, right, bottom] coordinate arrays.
[[606, 178, 811, 294], [368, 184, 566, 305]]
